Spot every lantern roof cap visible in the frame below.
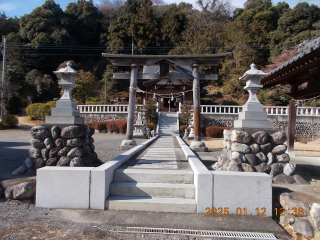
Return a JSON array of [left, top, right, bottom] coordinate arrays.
[[54, 62, 79, 75], [239, 63, 268, 81]]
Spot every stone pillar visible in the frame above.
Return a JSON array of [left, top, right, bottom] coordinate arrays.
[[120, 64, 138, 150], [190, 64, 207, 152], [192, 64, 201, 141]]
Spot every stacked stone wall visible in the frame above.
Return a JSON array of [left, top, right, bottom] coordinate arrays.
[[14, 125, 102, 175], [201, 117, 320, 140], [80, 113, 127, 123], [212, 130, 308, 185]]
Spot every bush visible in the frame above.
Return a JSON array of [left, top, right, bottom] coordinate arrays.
[[5, 94, 24, 114], [221, 100, 239, 105], [201, 98, 216, 105], [40, 101, 56, 120], [147, 122, 156, 131], [201, 125, 207, 136], [86, 101, 105, 105], [145, 101, 158, 125], [0, 115, 19, 129], [206, 126, 232, 138], [115, 120, 127, 133], [87, 120, 127, 133], [107, 121, 119, 132], [26, 103, 43, 120], [179, 125, 188, 133], [26, 101, 56, 120]]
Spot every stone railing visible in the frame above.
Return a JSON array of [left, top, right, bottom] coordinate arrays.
[[264, 106, 320, 116], [200, 105, 241, 114], [77, 104, 320, 117], [77, 104, 143, 113], [200, 105, 320, 116]]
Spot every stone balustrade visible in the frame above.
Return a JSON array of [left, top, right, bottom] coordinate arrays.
[[77, 104, 320, 117], [77, 104, 144, 114]]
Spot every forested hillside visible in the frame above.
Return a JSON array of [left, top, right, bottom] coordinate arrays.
[[1, 0, 320, 113]]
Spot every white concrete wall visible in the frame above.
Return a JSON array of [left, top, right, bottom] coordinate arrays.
[[176, 137, 213, 213], [211, 171, 272, 217], [176, 136, 272, 217], [36, 167, 94, 209]]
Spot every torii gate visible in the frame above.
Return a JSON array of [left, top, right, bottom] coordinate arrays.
[[102, 53, 231, 151]]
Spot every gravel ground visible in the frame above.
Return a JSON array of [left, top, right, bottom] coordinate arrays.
[[0, 125, 162, 240]]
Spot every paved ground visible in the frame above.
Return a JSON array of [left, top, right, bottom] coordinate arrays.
[[0, 124, 294, 239]]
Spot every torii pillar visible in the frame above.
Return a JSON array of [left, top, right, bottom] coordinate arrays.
[[119, 64, 138, 150], [189, 64, 208, 152]]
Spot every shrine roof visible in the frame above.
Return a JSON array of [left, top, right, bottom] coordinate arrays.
[[261, 37, 320, 99]]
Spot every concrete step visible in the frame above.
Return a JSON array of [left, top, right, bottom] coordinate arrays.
[[106, 196, 197, 213], [110, 182, 195, 198], [114, 168, 194, 183]]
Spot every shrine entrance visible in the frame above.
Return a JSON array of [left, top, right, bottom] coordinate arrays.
[[160, 98, 177, 112], [102, 53, 230, 151]]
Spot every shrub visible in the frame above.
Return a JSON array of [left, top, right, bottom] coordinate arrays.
[[5, 94, 23, 114], [201, 98, 216, 105], [107, 121, 119, 132], [206, 126, 232, 138], [26, 103, 43, 120], [201, 125, 207, 136], [180, 101, 192, 125], [145, 101, 158, 125], [0, 115, 19, 129], [86, 101, 105, 105], [147, 122, 157, 131], [86, 120, 127, 133], [26, 101, 56, 120], [39, 101, 56, 120], [221, 100, 239, 106], [179, 125, 188, 133], [115, 120, 127, 133]]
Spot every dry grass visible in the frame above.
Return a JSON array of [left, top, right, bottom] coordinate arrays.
[[203, 138, 320, 156], [203, 139, 224, 149], [18, 116, 44, 126]]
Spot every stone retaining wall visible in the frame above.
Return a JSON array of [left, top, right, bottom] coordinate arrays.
[[212, 130, 308, 185], [80, 113, 128, 122], [201, 117, 320, 140], [11, 125, 102, 176]]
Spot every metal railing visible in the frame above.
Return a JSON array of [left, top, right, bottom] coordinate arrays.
[[77, 104, 320, 117]]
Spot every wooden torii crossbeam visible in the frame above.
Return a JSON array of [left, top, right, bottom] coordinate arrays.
[[103, 53, 231, 150]]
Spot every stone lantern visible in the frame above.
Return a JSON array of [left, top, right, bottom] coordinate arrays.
[[233, 63, 273, 130], [45, 62, 83, 125]]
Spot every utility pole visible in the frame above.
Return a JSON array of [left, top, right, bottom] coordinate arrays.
[[1, 37, 6, 120]]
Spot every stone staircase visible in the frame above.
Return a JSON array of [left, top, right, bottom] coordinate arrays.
[[158, 112, 179, 136], [105, 136, 197, 213]]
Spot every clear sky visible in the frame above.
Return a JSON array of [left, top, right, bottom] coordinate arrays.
[[1, 0, 320, 18]]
